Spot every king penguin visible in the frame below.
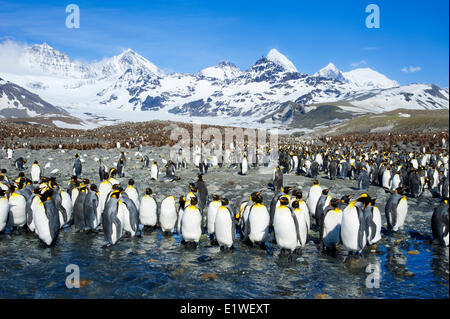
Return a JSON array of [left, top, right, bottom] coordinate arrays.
[[364, 197, 382, 245], [31, 161, 41, 184], [431, 198, 449, 247], [207, 194, 222, 242], [151, 161, 159, 180], [247, 192, 270, 249], [385, 187, 408, 232], [73, 184, 88, 232], [315, 188, 331, 231], [120, 191, 141, 238], [0, 189, 9, 233], [139, 188, 158, 231], [180, 196, 202, 249], [102, 189, 124, 246], [291, 200, 308, 249], [159, 195, 177, 235], [340, 194, 369, 256], [273, 197, 302, 259], [7, 184, 27, 229], [306, 180, 323, 219], [320, 198, 343, 251], [125, 179, 140, 211], [33, 188, 60, 246], [214, 198, 236, 250], [83, 184, 101, 232]]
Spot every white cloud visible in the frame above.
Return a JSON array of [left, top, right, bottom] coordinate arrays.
[[350, 60, 367, 68], [401, 66, 422, 73]]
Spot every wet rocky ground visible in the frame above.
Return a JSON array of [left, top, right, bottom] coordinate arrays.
[[0, 146, 448, 298]]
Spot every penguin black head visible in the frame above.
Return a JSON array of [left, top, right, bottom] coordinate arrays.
[[128, 179, 135, 186], [1, 169, 7, 174], [33, 187, 42, 195], [8, 184, 17, 193], [220, 198, 229, 206], [110, 168, 117, 177], [291, 200, 300, 209], [89, 184, 98, 192], [252, 193, 264, 204], [369, 198, 377, 206], [145, 188, 153, 195], [197, 174, 203, 181], [71, 175, 78, 182], [153, 161, 157, 164], [110, 190, 121, 199], [189, 183, 198, 192], [40, 188, 54, 202], [341, 194, 353, 204], [75, 153, 80, 158], [211, 194, 221, 201], [312, 179, 320, 185], [322, 188, 331, 195], [279, 196, 289, 206], [330, 198, 341, 208], [190, 196, 198, 206], [18, 172, 25, 178], [282, 186, 294, 194], [292, 189, 303, 199], [250, 191, 261, 202], [0, 189, 6, 197], [179, 196, 186, 206]]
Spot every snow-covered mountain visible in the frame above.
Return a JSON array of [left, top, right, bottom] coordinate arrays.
[[0, 43, 448, 130], [0, 77, 68, 118]]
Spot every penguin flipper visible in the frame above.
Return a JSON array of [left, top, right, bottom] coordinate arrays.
[[290, 208, 302, 246]]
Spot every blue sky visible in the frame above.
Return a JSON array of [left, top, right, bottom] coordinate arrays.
[[0, 0, 448, 86]]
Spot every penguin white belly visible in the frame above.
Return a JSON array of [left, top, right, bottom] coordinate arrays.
[[273, 207, 299, 251], [394, 197, 408, 231], [125, 187, 140, 210], [181, 207, 202, 242], [0, 197, 9, 232], [151, 165, 158, 179], [214, 208, 234, 248], [207, 201, 221, 234], [392, 175, 401, 190], [248, 204, 270, 243], [71, 188, 79, 208], [411, 159, 418, 169], [341, 206, 363, 252], [139, 196, 157, 226], [177, 207, 185, 233], [59, 190, 73, 227], [323, 210, 342, 247], [33, 202, 52, 246], [368, 206, 382, 245], [299, 201, 310, 230], [382, 171, 391, 189], [293, 209, 308, 246], [432, 171, 439, 188], [31, 165, 40, 183], [99, 182, 112, 211], [444, 228, 449, 247], [307, 186, 322, 217], [121, 202, 136, 237], [242, 158, 248, 174], [9, 193, 27, 227], [160, 197, 177, 233]]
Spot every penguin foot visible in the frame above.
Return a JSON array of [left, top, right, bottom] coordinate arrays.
[[210, 239, 219, 246], [102, 243, 112, 249], [185, 241, 197, 250], [294, 247, 303, 256]]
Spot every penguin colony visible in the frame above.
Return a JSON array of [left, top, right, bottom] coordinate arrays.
[[0, 132, 448, 262]]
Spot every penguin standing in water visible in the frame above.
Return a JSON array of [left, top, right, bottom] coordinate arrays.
[[315, 188, 331, 231], [125, 179, 140, 211], [247, 192, 270, 249], [180, 196, 202, 249], [98, 159, 107, 182], [291, 189, 310, 231], [31, 161, 41, 184], [431, 198, 449, 247], [102, 190, 124, 247], [25, 188, 42, 233], [33, 188, 60, 246], [73, 153, 82, 178], [83, 184, 101, 232], [207, 194, 221, 243], [151, 161, 159, 180], [291, 200, 309, 250], [159, 195, 177, 235], [269, 186, 294, 229], [73, 184, 88, 232], [306, 180, 322, 219], [214, 198, 236, 250], [385, 187, 408, 232], [273, 197, 302, 259], [120, 191, 141, 238], [139, 188, 158, 231], [273, 166, 283, 192], [0, 189, 9, 233], [7, 184, 27, 229], [320, 198, 343, 251], [364, 198, 382, 246], [340, 195, 368, 256]]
